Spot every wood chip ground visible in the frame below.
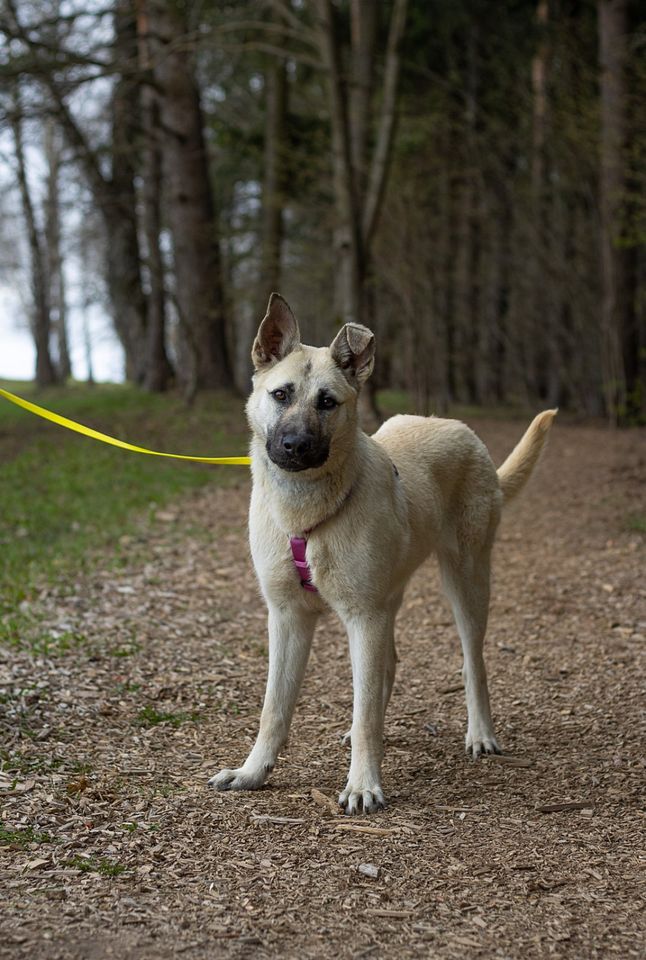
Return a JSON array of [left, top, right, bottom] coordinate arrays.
[[1, 420, 644, 958]]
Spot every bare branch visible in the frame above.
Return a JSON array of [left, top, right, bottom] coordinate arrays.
[[265, 0, 314, 38]]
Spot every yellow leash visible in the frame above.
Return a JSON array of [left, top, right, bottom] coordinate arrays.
[[0, 388, 251, 466]]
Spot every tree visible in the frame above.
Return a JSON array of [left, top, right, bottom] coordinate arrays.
[[8, 84, 58, 386], [1, 0, 151, 383], [43, 118, 72, 380], [260, 53, 288, 300], [315, 0, 408, 423], [147, 0, 233, 393], [598, 0, 638, 422], [136, 0, 174, 391]]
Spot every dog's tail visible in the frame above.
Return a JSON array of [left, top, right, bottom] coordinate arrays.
[[497, 410, 557, 505]]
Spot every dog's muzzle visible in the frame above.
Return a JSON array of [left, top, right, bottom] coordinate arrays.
[[266, 431, 329, 472]]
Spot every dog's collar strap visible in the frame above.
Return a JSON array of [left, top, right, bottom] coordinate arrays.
[[289, 535, 318, 592]]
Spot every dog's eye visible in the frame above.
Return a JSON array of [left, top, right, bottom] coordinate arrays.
[[271, 389, 288, 403], [319, 395, 337, 410]]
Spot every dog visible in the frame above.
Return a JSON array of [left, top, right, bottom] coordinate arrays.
[[209, 293, 556, 814]]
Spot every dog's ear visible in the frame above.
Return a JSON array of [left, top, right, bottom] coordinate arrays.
[[252, 293, 300, 369], [330, 323, 375, 386]]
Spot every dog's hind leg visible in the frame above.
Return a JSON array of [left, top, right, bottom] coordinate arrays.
[[382, 591, 403, 718], [209, 603, 318, 791], [440, 547, 501, 758], [382, 635, 398, 717]]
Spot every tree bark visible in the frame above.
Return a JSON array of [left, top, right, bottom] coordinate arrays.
[[361, 0, 408, 251], [349, 0, 376, 202], [43, 118, 71, 380], [598, 0, 628, 423], [260, 55, 288, 298], [451, 23, 478, 404], [529, 0, 549, 400], [10, 90, 58, 386], [136, 0, 174, 392], [111, 0, 148, 383], [150, 0, 233, 392], [316, 0, 363, 327]]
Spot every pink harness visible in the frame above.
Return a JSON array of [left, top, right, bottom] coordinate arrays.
[[289, 533, 318, 592], [288, 462, 399, 593]]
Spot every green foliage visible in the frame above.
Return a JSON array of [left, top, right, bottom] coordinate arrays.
[[0, 384, 247, 648]]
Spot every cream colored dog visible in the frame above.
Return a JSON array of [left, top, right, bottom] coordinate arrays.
[[209, 294, 556, 814]]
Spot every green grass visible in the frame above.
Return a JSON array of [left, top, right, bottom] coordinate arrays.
[[0, 382, 248, 648], [0, 825, 53, 847], [625, 513, 646, 534], [66, 855, 126, 877], [136, 705, 200, 728], [1, 748, 92, 777]]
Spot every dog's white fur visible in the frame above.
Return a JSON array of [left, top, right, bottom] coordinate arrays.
[[209, 295, 556, 814]]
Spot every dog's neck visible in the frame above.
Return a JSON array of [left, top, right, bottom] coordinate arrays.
[[250, 430, 367, 535]]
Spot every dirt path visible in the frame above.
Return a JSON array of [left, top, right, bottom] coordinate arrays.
[[1, 420, 644, 959]]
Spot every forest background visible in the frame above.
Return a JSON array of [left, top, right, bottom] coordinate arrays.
[[0, 0, 644, 425]]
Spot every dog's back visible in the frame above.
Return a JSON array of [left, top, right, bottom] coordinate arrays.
[[373, 415, 500, 559]]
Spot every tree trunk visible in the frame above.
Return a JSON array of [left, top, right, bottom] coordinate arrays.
[[10, 90, 57, 387], [451, 23, 478, 404], [140, 91, 174, 392], [315, 0, 363, 327], [111, 0, 148, 384], [260, 56, 288, 299], [43, 118, 72, 380], [349, 0, 376, 202], [452, 171, 473, 404], [36, 72, 148, 383], [23, 0, 150, 384], [434, 126, 451, 413], [137, 0, 174, 392], [598, 0, 628, 423], [529, 0, 549, 400], [315, 0, 407, 429], [150, 0, 233, 392]]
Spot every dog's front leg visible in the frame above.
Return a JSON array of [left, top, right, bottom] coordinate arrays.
[[209, 603, 318, 792], [339, 612, 391, 814]]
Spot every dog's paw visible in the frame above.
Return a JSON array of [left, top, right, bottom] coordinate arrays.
[[338, 783, 385, 815], [465, 732, 501, 759], [208, 766, 267, 792], [340, 729, 352, 746]]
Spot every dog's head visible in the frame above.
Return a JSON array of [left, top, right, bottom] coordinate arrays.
[[246, 293, 375, 473]]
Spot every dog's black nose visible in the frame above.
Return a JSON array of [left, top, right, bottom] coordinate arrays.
[[282, 433, 313, 457]]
